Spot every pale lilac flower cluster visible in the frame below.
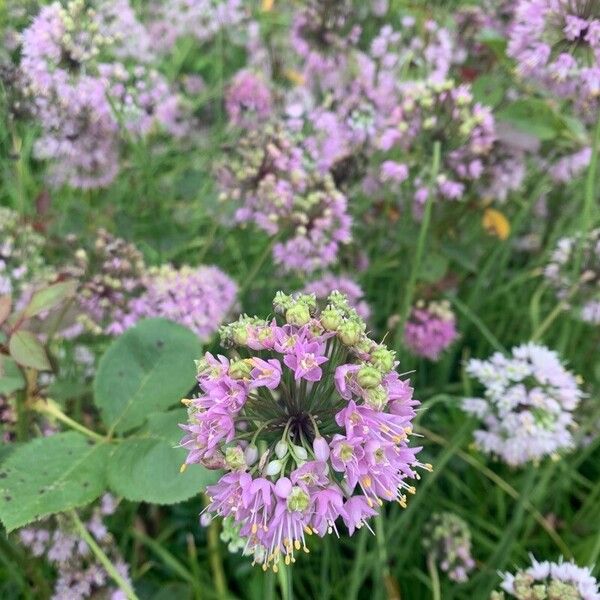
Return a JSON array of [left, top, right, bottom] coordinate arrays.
[[302, 274, 370, 321], [180, 291, 427, 570], [19, 0, 184, 188], [492, 556, 600, 600], [0, 207, 52, 302], [218, 124, 352, 273], [378, 80, 497, 212], [508, 0, 600, 118], [423, 512, 476, 583], [68, 229, 146, 337], [225, 70, 273, 129], [18, 495, 132, 600], [550, 147, 592, 183], [462, 343, 584, 466], [146, 0, 246, 54], [112, 264, 238, 341], [544, 228, 600, 324], [404, 300, 459, 361]]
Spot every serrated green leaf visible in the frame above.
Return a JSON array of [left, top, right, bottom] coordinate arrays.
[[0, 432, 109, 532], [94, 318, 201, 434], [107, 409, 218, 504], [9, 330, 51, 371], [22, 280, 77, 319], [0, 355, 25, 395]]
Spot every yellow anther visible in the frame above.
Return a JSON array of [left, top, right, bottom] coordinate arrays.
[[179, 463, 187, 473], [408, 486, 416, 495], [252, 524, 258, 534], [294, 540, 301, 550], [285, 555, 291, 565]]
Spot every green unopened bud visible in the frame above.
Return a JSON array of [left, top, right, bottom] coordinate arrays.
[[357, 365, 382, 389], [225, 447, 246, 471], [286, 486, 310, 512], [232, 325, 249, 346], [320, 306, 343, 331], [338, 321, 363, 346], [286, 303, 311, 326], [370, 346, 396, 372], [363, 385, 389, 410], [229, 359, 252, 380]]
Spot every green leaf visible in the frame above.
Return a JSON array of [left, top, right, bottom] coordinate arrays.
[[107, 409, 218, 504], [0, 355, 25, 395], [22, 280, 77, 319], [477, 28, 507, 58], [0, 432, 109, 532], [9, 330, 51, 371], [471, 74, 507, 108], [94, 318, 201, 434], [496, 99, 564, 141]]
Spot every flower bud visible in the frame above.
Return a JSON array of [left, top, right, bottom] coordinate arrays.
[[244, 444, 259, 466], [363, 385, 389, 410], [275, 440, 288, 459], [285, 303, 311, 326], [313, 437, 330, 461], [292, 445, 308, 460], [265, 459, 283, 476], [357, 365, 382, 389], [225, 446, 246, 471], [229, 359, 252, 380], [286, 486, 310, 512], [274, 476, 292, 498], [232, 325, 249, 346], [338, 321, 363, 346], [370, 346, 396, 372], [320, 306, 343, 331]]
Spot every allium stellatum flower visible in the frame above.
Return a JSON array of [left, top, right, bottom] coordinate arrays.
[[491, 556, 600, 600], [68, 229, 146, 337], [378, 79, 498, 212], [544, 228, 600, 324], [508, 0, 600, 118], [462, 343, 584, 466], [180, 291, 428, 570], [226, 69, 273, 129], [0, 207, 52, 301], [112, 264, 238, 341], [19, 0, 184, 188], [302, 274, 371, 321], [423, 512, 476, 583], [18, 495, 132, 600], [218, 123, 352, 273], [404, 300, 458, 361]]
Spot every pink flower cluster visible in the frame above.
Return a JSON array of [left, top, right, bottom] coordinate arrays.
[[19, 0, 184, 188], [404, 300, 459, 361], [225, 70, 273, 129], [112, 264, 238, 341], [180, 291, 427, 570], [508, 0, 600, 119], [218, 124, 352, 273]]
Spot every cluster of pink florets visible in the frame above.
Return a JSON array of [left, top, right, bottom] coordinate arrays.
[[180, 291, 428, 570]]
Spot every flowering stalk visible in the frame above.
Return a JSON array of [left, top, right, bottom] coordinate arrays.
[[180, 291, 428, 570]]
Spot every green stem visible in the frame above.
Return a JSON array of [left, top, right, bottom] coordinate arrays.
[[427, 554, 441, 600], [582, 108, 600, 235], [277, 562, 293, 600], [396, 141, 441, 346], [238, 236, 279, 298], [34, 399, 106, 442], [206, 512, 228, 600], [70, 511, 139, 600]]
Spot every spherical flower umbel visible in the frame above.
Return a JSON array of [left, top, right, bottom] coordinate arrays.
[[544, 228, 600, 324], [226, 69, 273, 129], [180, 291, 428, 570], [462, 343, 584, 466], [112, 264, 238, 341], [491, 556, 600, 600], [404, 300, 458, 361], [423, 512, 476, 583]]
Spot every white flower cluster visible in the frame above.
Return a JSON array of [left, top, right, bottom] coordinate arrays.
[[462, 343, 583, 466]]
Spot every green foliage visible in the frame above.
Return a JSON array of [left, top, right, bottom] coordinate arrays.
[[0, 355, 25, 395], [93, 318, 201, 434], [8, 330, 51, 371], [108, 409, 219, 504], [21, 280, 77, 319], [0, 432, 110, 532]]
